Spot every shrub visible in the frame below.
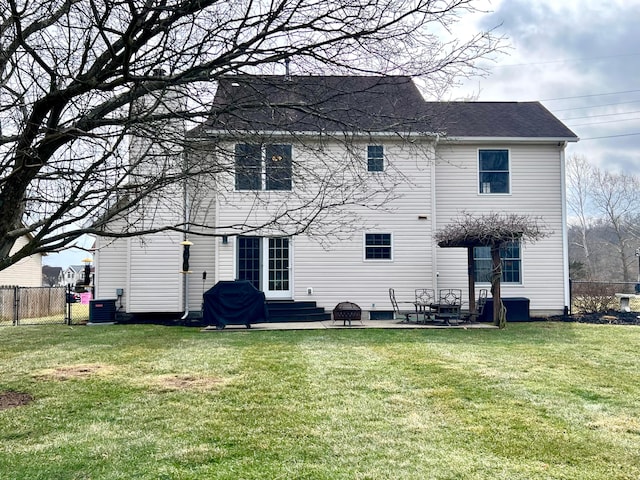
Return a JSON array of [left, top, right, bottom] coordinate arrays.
[[572, 282, 617, 314]]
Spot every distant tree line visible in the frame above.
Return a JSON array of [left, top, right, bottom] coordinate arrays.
[[567, 155, 640, 282]]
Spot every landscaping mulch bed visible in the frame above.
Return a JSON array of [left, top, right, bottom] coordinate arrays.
[[551, 310, 640, 325]]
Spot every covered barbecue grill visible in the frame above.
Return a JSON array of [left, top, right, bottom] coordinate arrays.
[[203, 280, 268, 329]]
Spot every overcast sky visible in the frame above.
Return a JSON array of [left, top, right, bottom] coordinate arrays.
[[452, 0, 640, 174], [45, 0, 639, 267]]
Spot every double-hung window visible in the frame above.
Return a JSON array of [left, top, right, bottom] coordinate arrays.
[[235, 144, 292, 191], [367, 145, 384, 172], [364, 233, 392, 260], [479, 149, 510, 194], [473, 241, 521, 284]]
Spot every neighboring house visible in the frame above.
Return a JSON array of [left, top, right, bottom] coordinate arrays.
[[0, 234, 43, 287], [94, 75, 578, 319], [63, 265, 92, 288], [42, 265, 64, 287]]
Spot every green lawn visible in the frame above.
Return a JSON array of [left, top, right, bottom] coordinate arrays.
[[1, 322, 639, 479]]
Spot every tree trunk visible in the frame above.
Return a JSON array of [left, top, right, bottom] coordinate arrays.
[[467, 247, 476, 314], [490, 245, 506, 328]]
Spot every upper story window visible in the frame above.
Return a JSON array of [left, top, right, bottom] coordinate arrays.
[[473, 241, 521, 284], [479, 149, 510, 194], [235, 144, 292, 191], [364, 233, 392, 260], [367, 145, 384, 172]]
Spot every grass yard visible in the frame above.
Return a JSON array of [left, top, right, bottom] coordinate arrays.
[[0, 322, 639, 479]]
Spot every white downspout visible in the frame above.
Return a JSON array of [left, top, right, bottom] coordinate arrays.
[[181, 154, 191, 320], [431, 134, 439, 291], [559, 141, 570, 312]]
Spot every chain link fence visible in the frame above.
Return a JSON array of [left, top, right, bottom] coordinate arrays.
[[0, 286, 89, 326]]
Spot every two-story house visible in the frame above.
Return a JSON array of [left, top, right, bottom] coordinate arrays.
[[93, 75, 578, 320]]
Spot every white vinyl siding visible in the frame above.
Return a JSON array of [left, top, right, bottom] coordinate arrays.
[[234, 139, 436, 311], [127, 232, 183, 312], [94, 235, 128, 301], [435, 142, 566, 313], [0, 235, 42, 287], [96, 134, 568, 318]]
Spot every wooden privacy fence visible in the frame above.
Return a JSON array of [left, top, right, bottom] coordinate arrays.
[[0, 286, 68, 325]]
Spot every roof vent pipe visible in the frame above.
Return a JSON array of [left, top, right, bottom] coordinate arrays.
[[284, 58, 291, 81]]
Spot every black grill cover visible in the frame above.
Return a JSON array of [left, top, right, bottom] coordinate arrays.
[[203, 280, 268, 328]]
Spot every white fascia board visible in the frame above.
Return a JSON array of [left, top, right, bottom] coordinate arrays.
[[439, 136, 580, 144]]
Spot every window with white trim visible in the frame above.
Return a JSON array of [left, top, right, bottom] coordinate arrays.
[[365, 233, 392, 260], [479, 149, 510, 194], [473, 241, 521, 284], [367, 145, 384, 172], [235, 144, 292, 191]]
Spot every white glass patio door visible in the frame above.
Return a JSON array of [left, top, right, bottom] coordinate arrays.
[[237, 236, 291, 299], [263, 237, 291, 299]]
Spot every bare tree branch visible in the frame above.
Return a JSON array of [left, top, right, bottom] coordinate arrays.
[[0, 0, 505, 270]]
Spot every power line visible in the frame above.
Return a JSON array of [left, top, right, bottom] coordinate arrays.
[[492, 52, 640, 68], [561, 109, 640, 121], [553, 99, 640, 112], [579, 132, 640, 141], [541, 89, 640, 102], [567, 117, 640, 127]]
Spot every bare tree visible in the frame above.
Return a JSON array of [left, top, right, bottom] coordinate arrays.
[[0, 0, 503, 271], [566, 154, 596, 279], [590, 169, 640, 282]]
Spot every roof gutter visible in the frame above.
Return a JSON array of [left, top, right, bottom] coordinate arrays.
[[194, 129, 579, 144], [438, 136, 580, 144]]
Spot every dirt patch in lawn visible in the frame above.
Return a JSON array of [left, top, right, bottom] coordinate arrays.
[[154, 374, 224, 391], [34, 363, 117, 381], [0, 391, 34, 410]]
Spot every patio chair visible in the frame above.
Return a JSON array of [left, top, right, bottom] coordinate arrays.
[[462, 288, 488, 323], [389, 288, 415, 322], [435, 288, 463, 325], [414, 288, 437, 322]]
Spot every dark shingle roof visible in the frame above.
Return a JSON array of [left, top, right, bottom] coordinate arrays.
[[422, 101, 577, 138], [201, 75, 577, 140]]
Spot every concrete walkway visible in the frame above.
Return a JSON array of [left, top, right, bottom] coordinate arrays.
[[202, 319, 497, 332]]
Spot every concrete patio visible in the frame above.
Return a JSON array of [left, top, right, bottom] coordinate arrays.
[[202, 319, 497, 332]]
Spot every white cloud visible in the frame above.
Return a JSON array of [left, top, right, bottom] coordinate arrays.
[[452, 0, 640, 173]]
